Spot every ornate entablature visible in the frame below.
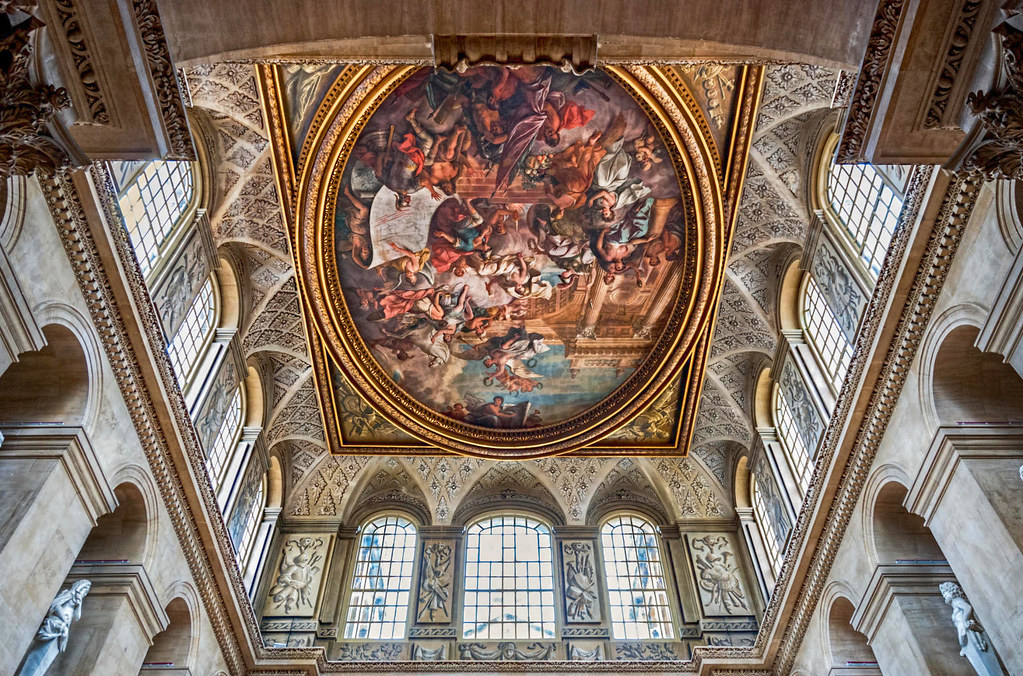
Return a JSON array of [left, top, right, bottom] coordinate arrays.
[[264, 62, 761, 458]]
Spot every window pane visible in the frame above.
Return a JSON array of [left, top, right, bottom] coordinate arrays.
[[802, 276, 852, 390], [776, 390, 812, 492], [600, 515, 674, 639], [114, 161, 194, 277], [166, 278, 215, 388], [343, 516, 417, 640], [206, 387, 242, 489], [462, 515, 555, 639], [752, 477, 783, 575], [236, 479, 264, 565], [826, 162, 903, 278]]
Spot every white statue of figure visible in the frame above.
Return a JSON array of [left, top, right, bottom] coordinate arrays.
[[17, 579, 91, 676], [939, 581, 1007, 676]]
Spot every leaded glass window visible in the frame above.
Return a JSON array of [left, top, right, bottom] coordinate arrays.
[[600, 515, 674, 639], [167, 278, 215, 388], [343, 516, 417, 640], [827, 162, 902, 278], [236, 477, 264, 566], [462, 515, 555, 639], [802, 276, 852, 390], [116, 161, 194, 277], [206, 387, 242, 489], [751, 477, 783, 575], [775, 389, 812, 492]]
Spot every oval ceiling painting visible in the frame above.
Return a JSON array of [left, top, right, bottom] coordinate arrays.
[[314, 64, 712, 456]]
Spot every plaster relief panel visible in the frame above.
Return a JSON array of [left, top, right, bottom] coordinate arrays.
[[264, 535, 331, 617], [686, 533, 752, 617], [810, 236, 866, 342], [151, 225, 213, 339], [194, 360, 239, 451], [779, 359, 824, 454], [415, 540, 454, 624], [561, 541, 601, 623]]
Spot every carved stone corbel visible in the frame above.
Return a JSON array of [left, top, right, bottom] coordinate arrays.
[[0, 15, 75, 179], [956, 17, 1023, 180]]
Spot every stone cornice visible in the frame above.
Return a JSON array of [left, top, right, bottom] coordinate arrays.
[[0, 424, 117, 523], [67, 562, 170, 639], [906, 424, 1023, 523], [850, 563, 954, 640]]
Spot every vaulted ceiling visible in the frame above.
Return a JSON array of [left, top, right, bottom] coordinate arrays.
[[182, 60, 840, 524]]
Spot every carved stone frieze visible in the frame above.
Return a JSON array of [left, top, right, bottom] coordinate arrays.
[[961, 20, 1023, 180], [0, 18, 74, 179], [457, 642, 558, 661]]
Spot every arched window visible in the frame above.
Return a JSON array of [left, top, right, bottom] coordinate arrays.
[[774, 387, 812, 492], [600, 515, 674, 639], [751, 476, 783, 575], [206, 387, 242, 490], [235, 476, 264, 567], [826, 162, 902, 278], [167, 278, 216, 388], [114, 161, 195, 277], [462, 515, 555, 639], [801, 276, 852, 390], [343, 516, 418, 640]]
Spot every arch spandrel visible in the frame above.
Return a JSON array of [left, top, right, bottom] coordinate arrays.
[[281, 63, 757, 458]]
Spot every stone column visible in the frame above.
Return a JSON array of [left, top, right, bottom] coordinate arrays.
[[576, 272, 610, 340], [46, 564, 168, 676], [907, 425, 1023, 671], [408, 525, 462, 661], [633, 261, 683, 340], [316, 525, 358, 643], [736, 507, 775, 599], [852, 564, 969, 676], [0, 425, 116, 675]]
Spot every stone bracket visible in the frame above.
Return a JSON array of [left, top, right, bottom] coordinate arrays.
[[67, 562, 170, 639]]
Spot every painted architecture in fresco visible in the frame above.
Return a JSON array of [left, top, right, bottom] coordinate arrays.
[[332, 65, 688, 428]]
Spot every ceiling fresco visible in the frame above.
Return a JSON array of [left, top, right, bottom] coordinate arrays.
[[264, 62, 760, 458]]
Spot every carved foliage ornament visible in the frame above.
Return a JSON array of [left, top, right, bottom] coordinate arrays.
[[962, 19, 1023, 180], [0, 17, 74, 179]]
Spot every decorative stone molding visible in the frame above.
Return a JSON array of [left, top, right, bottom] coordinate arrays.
[[836, 0, 906, 163], [129, 0, 195, 160], [0, 17, 76, 178]]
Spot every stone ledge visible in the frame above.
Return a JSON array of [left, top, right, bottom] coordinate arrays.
[[850, 563, 954, 641], [67, 562, 170, 639]]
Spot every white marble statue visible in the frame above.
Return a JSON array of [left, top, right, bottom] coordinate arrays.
[[17, 579, 91, 676], [939, 581, 1007, 676]]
